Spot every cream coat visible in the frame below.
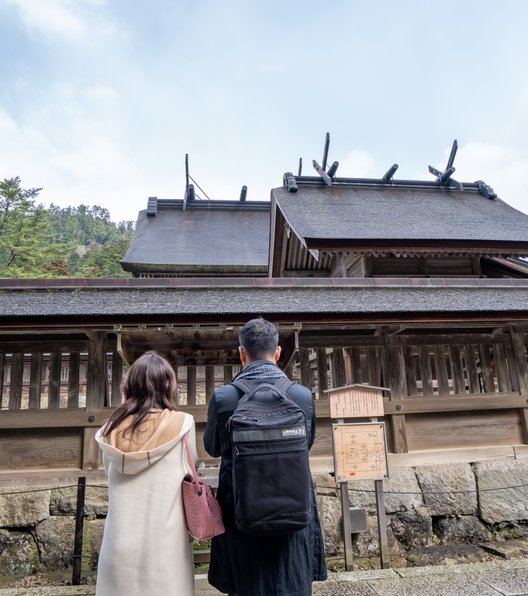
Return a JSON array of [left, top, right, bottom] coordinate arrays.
[[95, 410, 196, 596]]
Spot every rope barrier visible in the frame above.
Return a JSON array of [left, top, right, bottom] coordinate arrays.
[[1, 481, 528, 498]]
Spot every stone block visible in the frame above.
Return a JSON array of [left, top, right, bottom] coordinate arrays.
[[0, 489, 51, 527], [313, 471, 338, 491], [414, 463, 477, 516], [50, 485, 108, 518], [390, 506, 432, 549], [354, 514, 403, 557], [35, 516, 76, 570], [347, 480, 377, 513], [384, 467, 424, 513], [0, 529, 39, 576], [318, 494, 343, 556], [434, 515, 492, 545], [83, 518, 105, 570], [475, 458, 528, 524]]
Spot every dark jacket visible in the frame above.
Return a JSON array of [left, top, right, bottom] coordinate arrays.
[[204, 372, 327, 596]]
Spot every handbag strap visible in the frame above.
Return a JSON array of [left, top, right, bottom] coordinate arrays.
[[183, 433, 200, 485]]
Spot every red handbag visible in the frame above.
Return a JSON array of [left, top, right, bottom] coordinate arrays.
[[182, 434, 225, 540]]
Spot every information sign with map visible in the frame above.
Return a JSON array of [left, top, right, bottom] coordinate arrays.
[[332, 422, 388, 481]]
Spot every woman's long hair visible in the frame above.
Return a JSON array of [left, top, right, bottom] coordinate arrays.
[[102, 351, 177, 437]]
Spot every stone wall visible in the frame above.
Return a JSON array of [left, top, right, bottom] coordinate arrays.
[[0, 485, 107, 578], [2, 456, 528, 577], [316, 456, 528, 564]]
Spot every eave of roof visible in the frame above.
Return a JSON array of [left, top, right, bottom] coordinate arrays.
[[1, 278, 527, 328]]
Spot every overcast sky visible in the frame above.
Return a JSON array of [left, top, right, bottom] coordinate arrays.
[[1, 0, 528, 222]]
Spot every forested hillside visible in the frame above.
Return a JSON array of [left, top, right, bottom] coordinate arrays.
[[0, 177, 135, 278]]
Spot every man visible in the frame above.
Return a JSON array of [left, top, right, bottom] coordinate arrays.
[[204, 318, 327, 596]]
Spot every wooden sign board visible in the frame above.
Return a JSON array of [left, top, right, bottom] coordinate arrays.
[[332, 422, 388, 481], [326, 384, 384, 419]]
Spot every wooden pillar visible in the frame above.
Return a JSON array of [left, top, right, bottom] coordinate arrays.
[[68, 352, 80, 408], [509, 328, 528, 443], [332, 348, 347, 388], [300, 348, 312, 391], [434, 346, 450, 395], [494, 344, 511, 393], [347, 347, 362, 384], [419, 346, 434, 396], [465, 345, 481, 394], [84, 333, 107, 470], [48, 351, 61, 408], [404, 346, 417, 396], [384, 334, 408, 453], [109, 351, 122, 407], [187, 366, 197, 406], [479, 344, 495, 393], [0, 352, 5, 408], [29, 352, 43, 409], [205, 366, 216, 403], [316, 348, 329, 398], [224, 365, 234, 385], [450, 345, 466, 395], [9, 353, 24, 410], [86, 333, 107, 409]]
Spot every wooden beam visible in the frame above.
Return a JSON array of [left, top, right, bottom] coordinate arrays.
[[385, 393, 528, 414]]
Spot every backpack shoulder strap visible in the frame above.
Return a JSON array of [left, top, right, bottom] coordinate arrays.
[[274, 377, 295, 394], [231, 378, 255, 394]]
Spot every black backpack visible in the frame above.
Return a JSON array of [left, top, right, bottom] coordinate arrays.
[[228, 377, 312, 535]]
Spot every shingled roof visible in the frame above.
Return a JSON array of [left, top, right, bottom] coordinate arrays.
[[122, 198, 270, 276], [269, 176, 528, 276]]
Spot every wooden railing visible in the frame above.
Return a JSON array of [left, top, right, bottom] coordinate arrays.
[[1, 327, 528, 470]]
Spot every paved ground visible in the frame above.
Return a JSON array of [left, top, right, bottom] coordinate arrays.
[[2, 558, 527, 595]]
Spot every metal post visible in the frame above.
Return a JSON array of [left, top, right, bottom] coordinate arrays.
[[72, 476, 86, 585], [375, 479, 390, 569], [340, 481, 354, 571]]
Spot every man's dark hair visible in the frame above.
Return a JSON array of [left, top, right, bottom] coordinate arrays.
[[239, 318, 279, 360]]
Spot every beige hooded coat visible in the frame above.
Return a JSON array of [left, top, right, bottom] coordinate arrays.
[[95, 410, 196, 596]]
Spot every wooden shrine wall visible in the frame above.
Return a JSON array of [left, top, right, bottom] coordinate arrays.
[[1, 326, 528, 470]]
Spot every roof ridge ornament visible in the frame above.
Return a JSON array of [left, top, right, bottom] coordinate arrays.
[[312, 132, 340, 186], [428, 139, 464, 191], [475, 180, 497, 200]]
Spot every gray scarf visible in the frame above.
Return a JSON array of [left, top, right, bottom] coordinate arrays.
[[234, 360, 286, 382]]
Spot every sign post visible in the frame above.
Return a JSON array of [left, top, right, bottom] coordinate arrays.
[[327, 384, 390, 570]]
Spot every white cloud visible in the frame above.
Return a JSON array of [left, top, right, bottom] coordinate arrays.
[[338, 150, 379, 178], [5, 0, 116, 43], [454, 142, 528, 215]]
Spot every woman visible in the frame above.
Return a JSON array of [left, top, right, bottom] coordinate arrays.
[[95, 351, 196, 596]]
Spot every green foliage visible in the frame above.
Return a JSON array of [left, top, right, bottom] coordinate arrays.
[[0, 177, 135, 278]]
